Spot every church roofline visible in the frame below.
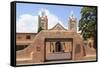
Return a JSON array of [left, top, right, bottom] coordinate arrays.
[[49, 23, 67, 30]]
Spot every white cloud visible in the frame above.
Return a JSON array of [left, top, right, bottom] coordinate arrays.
[[17, 14, 38, 33], [17, 8, 67, 33]]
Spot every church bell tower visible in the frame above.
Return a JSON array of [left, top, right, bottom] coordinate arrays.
[[68, 12, 77, 32], [38, 10, 48, 30]]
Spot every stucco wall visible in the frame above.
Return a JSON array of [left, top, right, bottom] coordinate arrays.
[[16, 30, 84, 64]]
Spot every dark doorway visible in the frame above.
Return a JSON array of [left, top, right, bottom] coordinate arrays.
[[16, 45, 28, 51], [89, 42, 92, 48], [55, 41, 61, 52], [83, 46, 86, 56]]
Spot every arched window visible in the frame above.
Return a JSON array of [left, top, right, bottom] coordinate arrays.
[[26, 35, 31, 39]]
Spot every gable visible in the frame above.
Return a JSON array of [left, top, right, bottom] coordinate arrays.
[[50, 23, 67, 30]]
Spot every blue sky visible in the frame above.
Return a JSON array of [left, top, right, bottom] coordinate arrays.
[[16, 3, 82, 33]]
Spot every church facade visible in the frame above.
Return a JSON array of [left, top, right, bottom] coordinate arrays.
[[16, 11, 96, 64]]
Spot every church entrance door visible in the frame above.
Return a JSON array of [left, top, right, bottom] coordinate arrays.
[[55, 41, 61, 52]]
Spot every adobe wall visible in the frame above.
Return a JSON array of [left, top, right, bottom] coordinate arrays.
[[16, 30, 84, 64]]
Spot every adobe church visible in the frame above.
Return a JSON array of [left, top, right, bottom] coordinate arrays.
[[16, 11, 96, 64]]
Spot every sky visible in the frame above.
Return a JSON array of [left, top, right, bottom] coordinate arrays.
[[16, 3, 82, 33]]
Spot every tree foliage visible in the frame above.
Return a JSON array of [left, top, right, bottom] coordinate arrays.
[[79, 7, 97, 48], [79, 7, 97, 39]]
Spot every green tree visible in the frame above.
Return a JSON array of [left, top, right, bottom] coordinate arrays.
[[38, 26, 43, 33], [79, 7, 97, 49]]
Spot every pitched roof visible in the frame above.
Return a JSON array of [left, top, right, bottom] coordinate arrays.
[[49, 23, 67, 30]]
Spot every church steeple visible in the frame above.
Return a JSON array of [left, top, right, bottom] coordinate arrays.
[[68, 11, 77, 32], [38, 9, 48, 30]]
